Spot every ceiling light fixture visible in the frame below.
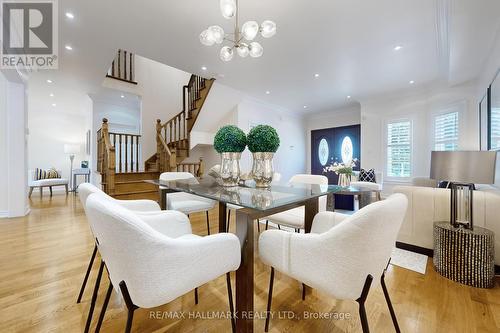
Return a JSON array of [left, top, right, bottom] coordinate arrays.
[[394, 45, 403, 51], [52, 103, 56, 107], [347, 95, 351, 99], [49, 93, 54, 97], [120, 94, 125, 98], [314, 73, 320, 78], [303, 105, 308, 109], [47, 79, 53, 83], [265, 91, 270, 95], [409, 80, 415, 84], [200, 0, 276, 62], [65, 45, 73, 50], [65, 12, 74, 19], [201, 66, 207, 71]]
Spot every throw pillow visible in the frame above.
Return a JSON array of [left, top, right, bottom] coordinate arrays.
[[34, 168, 60, 180], [359, 168, 376, 183]]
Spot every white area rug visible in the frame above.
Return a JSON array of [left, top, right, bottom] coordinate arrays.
[[390, 248, 428, 274]]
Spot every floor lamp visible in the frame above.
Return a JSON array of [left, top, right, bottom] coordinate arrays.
[[64, 144, 81, 191]]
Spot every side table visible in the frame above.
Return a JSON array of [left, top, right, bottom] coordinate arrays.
[[433, 222, 495, 288], [72, 168, 91, 192]]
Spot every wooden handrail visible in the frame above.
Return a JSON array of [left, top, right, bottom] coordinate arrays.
[[176, 158, 204, 177], [98, 118, 116, 195]]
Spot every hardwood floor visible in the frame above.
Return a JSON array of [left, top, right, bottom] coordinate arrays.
[[1, 194, 500, 333]]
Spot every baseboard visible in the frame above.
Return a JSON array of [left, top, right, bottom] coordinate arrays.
[[396, 241, 500, 275], [395, 241, 434, 257], [0, 211, 8, 218]]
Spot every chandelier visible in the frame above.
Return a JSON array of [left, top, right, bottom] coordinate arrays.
[[199, 0, 277, 61]]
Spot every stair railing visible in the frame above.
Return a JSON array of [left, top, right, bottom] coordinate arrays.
[[176, 158, 205, 177], [106, 49, 137, 84], [97, 119, 116, 195]]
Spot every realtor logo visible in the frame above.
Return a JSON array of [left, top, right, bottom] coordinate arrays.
[[1, 0, 58, 69]]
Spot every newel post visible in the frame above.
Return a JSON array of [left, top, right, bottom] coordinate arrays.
[[102, 118, 109, 135], [156, 119, 163, 172]]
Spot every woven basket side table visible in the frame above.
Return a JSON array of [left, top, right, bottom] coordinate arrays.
[[433, 222, 495, 288]]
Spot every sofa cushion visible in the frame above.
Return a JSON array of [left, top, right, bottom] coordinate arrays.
[[359, 168, 376, 182], [31, 178, 69, 186]]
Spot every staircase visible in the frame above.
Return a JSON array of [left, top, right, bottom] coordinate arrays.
[[97, 59, 214, 200]]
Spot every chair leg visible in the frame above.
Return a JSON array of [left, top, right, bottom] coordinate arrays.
[[49, 186, 53, 196], [124, 308, 135, 333], [226, 273, 236, 333], [194, 288, 199, 305], [84, 260, 105, 333], [206, 211, 211, 235], [302, 283, 306, 300], [40, 187, 43, 197], [381, 271, 401, 332], [65, 184, 69, 195], [119, 281, 138, 333], [265, 267, 275, 332], [77, 244, 98, 303], [227, 210, 231, 232], [265, 220, 269, 230], [277, 224, 281, 230], [257, 219, 260, 232], [29, 187, 34, 198], [95, 281, 113, 333], [356, 275, 373, 333]]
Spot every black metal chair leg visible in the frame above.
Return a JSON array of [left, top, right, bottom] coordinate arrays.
[[257, 220, 260, 232], [95, 281, 113, 333], [265, 220, 269, 230], [356, 275, 373, 333], [277, 224, 281, 230], [77, 244, 98, 303], [265, 267, 275, 332], [302, 283, 306, 300], [124, 308, 135, 333], [84, 260, 105, 333], [227, 210, 231, 232], [194, 287, 199, 305], [381, 272, 401, 332], [206, 211, 211, 235], [226, 273, 236, 333]]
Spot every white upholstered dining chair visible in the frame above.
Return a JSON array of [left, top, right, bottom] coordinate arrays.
[[258, 193, 408, 332], [263, 174, 338, 231], [350, 170, 384, 201], [160, 172, 216, 235], [85, 192, 241, 333]]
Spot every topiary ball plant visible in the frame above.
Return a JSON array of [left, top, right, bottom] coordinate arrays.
[[247, 125, 280, 153], [214, 125, 247, 153]]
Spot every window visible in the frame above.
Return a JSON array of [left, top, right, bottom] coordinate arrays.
[[434, 111, 459, 151], [386, 120, 411, 178], [490, 106, 500, 150]]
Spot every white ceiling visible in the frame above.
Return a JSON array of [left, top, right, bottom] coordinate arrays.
[[36, 0, 500, 114]]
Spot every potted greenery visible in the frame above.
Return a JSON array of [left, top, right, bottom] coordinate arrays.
[[247, 125, 280, 187], [213, 125, 247, 186]]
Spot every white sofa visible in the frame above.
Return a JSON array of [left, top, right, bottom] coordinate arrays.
[[28, 169, 69, 197], [393, 185, 500, 264]]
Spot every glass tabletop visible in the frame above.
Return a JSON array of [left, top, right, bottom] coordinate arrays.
[[145, 178, 370, 211]]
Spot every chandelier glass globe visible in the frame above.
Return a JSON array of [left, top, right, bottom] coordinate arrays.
[[199, 29, 215, 46], [249, 42, 263, 57], [220, 46, 234, 62], [220, 0, 237, 19], [260, 20, 277, 38], [241, 21, 259, 41], [237, 43, 249, 58], [208, 25, 225, 44]]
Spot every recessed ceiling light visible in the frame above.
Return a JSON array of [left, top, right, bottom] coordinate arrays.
[[394, 45, 403, 51], [49, 93, 54, 97], [409, 80, 415, 84], [65, 12, 74, 19], [265, 91, 270, 95], [120, 94, 125, 98], [47, 79, 52, 83], [303, 105, 308, 109], [347, 95, 351, 99], [52, 103, 56, 107], [314, 73, 320, 78], [65, 45, 73, 50], [201, 66, 207, 71]]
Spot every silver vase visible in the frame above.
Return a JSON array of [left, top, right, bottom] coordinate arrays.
[[220, 152, 241, 187], [338, 173, 351, 187], [251, 152, 274, 187]]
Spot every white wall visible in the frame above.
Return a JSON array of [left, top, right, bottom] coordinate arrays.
[[235, 99, 306, 182], [476, 27, 500, 100], [305, 104, 361, 173], [102, 55, 190, 162], [27, 80, 92, 190], [0, 71, 29, 217], [360, 83, 478, 195]]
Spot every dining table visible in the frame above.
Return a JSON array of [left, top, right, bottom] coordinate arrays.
[[145, 177, 374, 332]]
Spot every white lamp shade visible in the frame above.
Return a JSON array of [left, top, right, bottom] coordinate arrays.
[[241, 21, 259, 41], [64, 144, 81, 154]]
